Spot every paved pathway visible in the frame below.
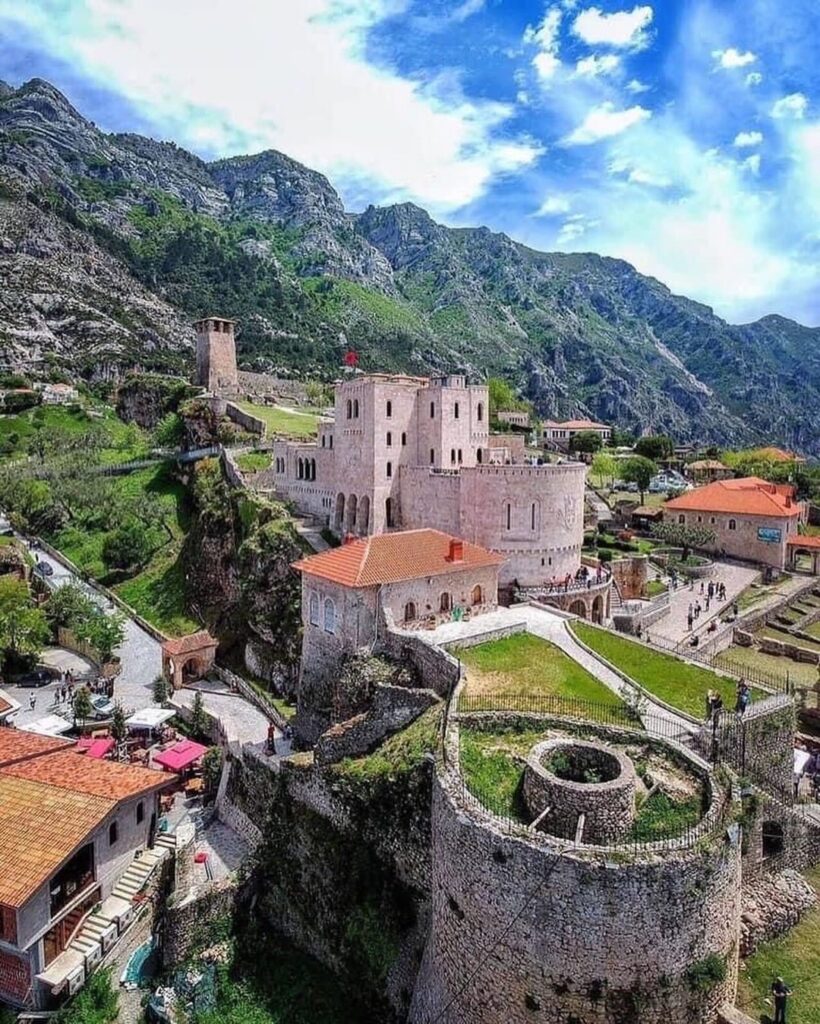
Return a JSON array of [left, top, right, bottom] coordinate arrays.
[[172, 682, 271, 746], [647, 561, 759, 647]]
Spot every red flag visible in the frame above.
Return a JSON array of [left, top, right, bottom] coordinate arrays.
[[344, 350, 359, 368]]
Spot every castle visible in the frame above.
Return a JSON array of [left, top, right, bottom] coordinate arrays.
[[194, 316, 238, 395], [269, 373, 596, 601]]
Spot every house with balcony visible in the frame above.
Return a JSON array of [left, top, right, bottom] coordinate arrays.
[[0, 730, 174, 1010]]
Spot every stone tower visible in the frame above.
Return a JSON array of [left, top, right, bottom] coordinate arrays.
[[194, 316, 238, 395]]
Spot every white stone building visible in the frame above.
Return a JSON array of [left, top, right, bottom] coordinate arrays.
[[269, 373, 588, 590]]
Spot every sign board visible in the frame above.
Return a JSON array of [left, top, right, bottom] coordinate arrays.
[[757, 527, 782, 543]]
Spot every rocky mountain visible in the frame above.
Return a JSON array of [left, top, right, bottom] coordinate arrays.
[[1, 77, 818, 449]]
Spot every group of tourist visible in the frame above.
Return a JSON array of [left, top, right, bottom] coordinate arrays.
[[704, 680, 751, 720], [685, 578, 731, 631], [545, 564, 609, 594]]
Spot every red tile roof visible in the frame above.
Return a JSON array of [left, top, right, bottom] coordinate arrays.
[[161, 630, 218, 656], [665, 477, 801, 519], [292, 529, 503, 588], [787, 534, 820, 549], [0, 729, 174, 908], [545, 419, 609, 430]]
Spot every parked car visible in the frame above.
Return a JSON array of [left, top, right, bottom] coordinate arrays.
[[0, 516, 12, 536], [34, 560, 54, 577], [89, 694, 116, 719], [14, 666, 60, 688]]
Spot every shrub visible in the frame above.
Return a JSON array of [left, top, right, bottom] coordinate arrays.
[[598, 549, 613, 563], [685, 954, 726, 992]]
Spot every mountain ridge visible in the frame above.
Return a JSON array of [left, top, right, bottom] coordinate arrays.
[[1, 77, 818, 450]]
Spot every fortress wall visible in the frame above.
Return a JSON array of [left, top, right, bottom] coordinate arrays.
[[409, 771, 741, 1024], [399, 467, 463, 535]]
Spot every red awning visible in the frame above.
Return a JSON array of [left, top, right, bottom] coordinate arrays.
[[75, 737, 115, 758], [153, 739, 208, 772]]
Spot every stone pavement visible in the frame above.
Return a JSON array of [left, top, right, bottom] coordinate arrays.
[[194, 819, 249, 882], [647, 561, 759, 647], [172, 683, 271, 746]]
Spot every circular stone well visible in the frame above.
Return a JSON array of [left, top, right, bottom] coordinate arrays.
[[522, 738, 637, 843]]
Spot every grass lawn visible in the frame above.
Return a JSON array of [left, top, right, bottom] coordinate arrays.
[[235, 450, 272, 473], [237, 402, 320, 440], [0, 404, 147, 461], [608, 490, 666, 508], [645, 579, 667, 598], [759, 626, 820, 653], [738, 867, 820, 1024], [805, 621, 820, 640], [714, 645, 817, 688], [455, 633, 625, 709], [736, 577, 791, 611], [48, 465, 199, 637], [572, 622, 744, 719]]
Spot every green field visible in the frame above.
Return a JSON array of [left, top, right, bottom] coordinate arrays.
[[759, 626, 820, 653], [48, 465, 199, 637], [237, 402, 321, 439], [0, 404, 146, 461], [455, 632, 625, 708], [715, 644, 816, 687], [235, 450, 272, 473], [572, 622, 750, 718], [738, 867, 820, 1024]]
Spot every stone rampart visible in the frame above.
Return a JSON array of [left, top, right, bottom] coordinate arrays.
[[610, 554, 649, 600], [739, 869, 817, 956], [225, 401, 266, 435], [162, 877, 238, 968], [236, 371, 310, 405], [377, 618, 462, 699]]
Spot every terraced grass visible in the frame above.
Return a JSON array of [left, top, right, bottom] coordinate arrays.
[[237, 401, 321, 439], [738, 867, 820, 1024], [759, 626, 820, 653], [455, 633, 624, 708], [714, 645, 816, 687], [572, 622, 750, 719]]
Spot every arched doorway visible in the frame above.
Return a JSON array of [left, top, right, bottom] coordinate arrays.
[[592, 595, 604, 624], [762, 821, 785, 859], [440, 592, 452, 613], [404, 601, 417, 623], [471, 585, 483, 606], [335, 493, 345, 531], [358, 495, 370, 533], [346, 493, 358, 533], [569, 599, 587, 619], [385, 496, 394, 529]]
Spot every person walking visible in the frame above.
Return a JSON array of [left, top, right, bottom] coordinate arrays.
[[29, 693, 36, 712], [687, 611, 694, 631], [770, 977, 792, 1024], [736, 681, 751, 716]]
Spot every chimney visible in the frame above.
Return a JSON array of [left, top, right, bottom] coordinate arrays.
[[343, 533, 356, 545], [448, 538, 464, 562]]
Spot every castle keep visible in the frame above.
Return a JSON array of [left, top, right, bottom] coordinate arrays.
[[270, 373, 590, 593], [194, 316, 238, 395]]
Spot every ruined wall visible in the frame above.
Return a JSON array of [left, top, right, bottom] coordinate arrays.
[[610, 554, 649, 600], [409, 773, 741, 1024], [162, 878, 238, 968]]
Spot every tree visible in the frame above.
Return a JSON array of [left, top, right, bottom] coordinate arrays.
[[0, 577, 50, 665], [153, 412, 183, 448], [190, 690, 208, 739], [74, 609, 126, 664], [590, 450, 617, 489], [202, 746, 223, 797], [72, 686, 93, 727], [650, 521, 716, 561], [634, 435, 674, 461], [153, 675, 170, 704], [102, 518, 156, 572], [610, 427, 636, 447], [111, 703, 127, 743], [45, 582, 96, 630], [569, 430, 603, 454], [621, 456, 658, 504]]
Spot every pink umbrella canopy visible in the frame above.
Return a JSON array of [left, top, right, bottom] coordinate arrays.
[[75, 737, 115, 758], [153, 739, 208, 772]]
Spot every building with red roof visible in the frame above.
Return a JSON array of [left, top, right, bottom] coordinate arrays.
[[664, 477, 807, 568], [0, 729, 173, 1009], [542, 418, 611, 450], [291, 529, 502, 741]]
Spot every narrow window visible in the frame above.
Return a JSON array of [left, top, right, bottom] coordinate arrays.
[[458, 448, 463, 464], [309, 593, 320, 626], [440, 592, 452, 613], [430, 401, 435, 418], [136, 801, 144, 825], [430, 448, 435, 465], [386, 461, 392, 478], [386, 400, 392, 418], [109, 821, 119, 846], [386, 431, 392, 447], [323, 599, 336, 634], [454, 402, 460, 419], [329, 435, 333, 449], [401, 432, 407, 446], [531, 503, 536, 530], [385, 497, 394, 528], [678, 514, 685, 525], [477, 449, 482, 464], [322, 436, 326, 448], [346, 399, 352, 419], [451, 448, 456, 465], [506, 503, 511, 531], [354, 399, 359, 418], [477, 402, 484, 422], [728, 519, 737, 531], [404, 601, 416, 623]]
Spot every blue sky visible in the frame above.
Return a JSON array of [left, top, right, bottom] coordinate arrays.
[[1, 0, 818, 326]]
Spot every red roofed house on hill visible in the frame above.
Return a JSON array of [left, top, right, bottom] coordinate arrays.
[[291, 529, 503, 741], [664, 477, 808, 569], [0, 730, 174, 1009]]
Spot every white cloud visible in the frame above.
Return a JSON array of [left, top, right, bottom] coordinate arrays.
[[712, 47, 757, 69], [0, 0, 541, 212], [535, 195, 571, 216], [733, 131, 763, 147], [771, 93, 808, 120], [564, 102, 651, 145], [525, 7, 564, 81], [451, 0, 485, 22], [557, 214, 596, 243], [626, 78, 650, 94], [745, 71, 763, 87], [574, 54, 621, 77], [571, 6, 653, 49], [742, 153, 761, 175]]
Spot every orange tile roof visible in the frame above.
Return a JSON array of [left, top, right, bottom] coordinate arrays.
[[545, 419, 609, 430], [161, 630, 218, 656], [0, 776, 113, 908], [787, 534, 820, 549], [292, 529, 503, 588], [0, 729, 175, 909], [665, 477, 801, 519]]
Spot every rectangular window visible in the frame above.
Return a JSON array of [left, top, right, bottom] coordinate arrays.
[[386, 431, 392, 447], [136, 801, 144, 825], [386, 461, 392, 478], [454, 402, 459, 419], [430, 401, 435, 418], [430, 448, 435, 465], [401, 432, 407, 446]]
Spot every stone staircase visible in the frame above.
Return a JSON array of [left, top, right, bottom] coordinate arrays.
[[67, 835, 175, 963]]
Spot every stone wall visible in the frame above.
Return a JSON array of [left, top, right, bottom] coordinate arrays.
[[161, 878, 238, 968], [376, 620, 462, 699], [713, 696, 796, 799], [236, 371, 310, 405], [610, 554, 649, 600], [409, 770, 740, 1024], [740, 869, 817, 957], [225, 401, 266, 435]]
